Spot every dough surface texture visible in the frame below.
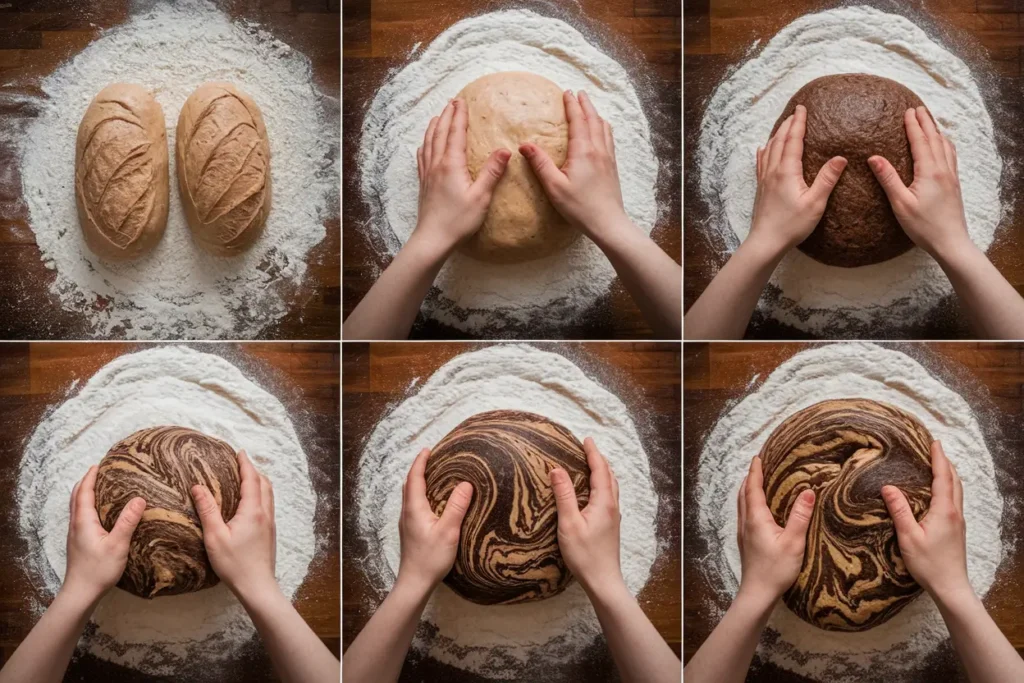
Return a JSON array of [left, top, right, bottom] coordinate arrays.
[[425, 410, 590, 604], [176, 82, 271, 256], [771, 74, 924, 267], [759, 398, 933, 631], [456, 72, 577, 263], [95, 426, 241, 598], [75, 83, 169, 261]]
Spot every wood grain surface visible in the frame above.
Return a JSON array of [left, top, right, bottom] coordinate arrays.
[[683, 0, 1024, 339], [342, 342, 681, 681], [343, 0, 681, 340], [0, 342, 340, 683], [684, 342, 1024, 682], [0, 0, 340, 340]]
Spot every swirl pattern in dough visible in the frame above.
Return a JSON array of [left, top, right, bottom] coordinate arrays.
[[95, 426, 241, 598], [760, 398, 933, 631], [425, 410, 590, 605]]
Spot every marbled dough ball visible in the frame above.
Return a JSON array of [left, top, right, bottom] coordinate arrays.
[[760, 399, 933, 631], [95, 426, 241, 598], [425, 410, 590, 605]]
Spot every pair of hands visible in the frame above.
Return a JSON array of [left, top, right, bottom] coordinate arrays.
[[63, 450, 279, 607], [412, 90, 629, 258], [396, 437, 625, 598], [750, 104, 970, 262], [737, 440, 970, 608]]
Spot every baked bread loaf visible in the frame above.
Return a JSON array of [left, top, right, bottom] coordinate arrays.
[[74, 83, 169, 261], [425, 410, 590, 604], [176, 83, 271, 256], [759, 398, 933, 631], [95, 426, 241, 598]]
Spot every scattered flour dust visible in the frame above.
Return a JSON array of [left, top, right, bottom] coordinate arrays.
[[16, 346, 317, 675], [697, 6, 1003, 336], [359, 10, 659, 336], [356, 345, 659, 677], [14, 0, 337, 339], [696, 343, 1004, 681]]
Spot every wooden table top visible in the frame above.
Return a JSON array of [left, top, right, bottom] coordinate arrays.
[[684, 0, 1024, 339], [0, 0, 340, 340], [342, 342, 681, 681], [684, 342, 1024, 682], [0, 342, 340, 683], [342, 0, 681, 340]]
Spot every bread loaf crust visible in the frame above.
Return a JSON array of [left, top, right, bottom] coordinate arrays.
[[176, 83, 271, 256], [75, 83, 169, 261]]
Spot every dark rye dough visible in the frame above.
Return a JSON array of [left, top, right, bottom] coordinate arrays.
[[759, 399, 933, 631], [771, 74, 924, 267], [95, 426, 241, 598], [425, 410, 590, 605]]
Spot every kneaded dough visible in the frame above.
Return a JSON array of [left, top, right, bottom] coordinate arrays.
[[771, 74, 924, 267], [456, 72, 578, 264], [95, 426, 241, 598], [425, 410, 590, 604], [759, 399, 933, 631]]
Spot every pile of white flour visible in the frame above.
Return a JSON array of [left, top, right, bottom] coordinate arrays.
[[17, 346, 317, 675], [356, 344, 660, 677], [13, 0, 337, 339], [359, 10, 659, 335], [695, 343, 1004, 680], [697, 6, 1003, 336]]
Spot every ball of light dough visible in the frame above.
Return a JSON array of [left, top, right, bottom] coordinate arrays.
[[456, 72, 578, 264]]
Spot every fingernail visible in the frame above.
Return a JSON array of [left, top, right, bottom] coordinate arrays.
[[549, 468, 565, 483], [800, 489, 815, 503], [867, 157, 881, 171]]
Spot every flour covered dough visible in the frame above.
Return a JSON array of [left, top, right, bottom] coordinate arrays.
[[457, 72, 577, 263]]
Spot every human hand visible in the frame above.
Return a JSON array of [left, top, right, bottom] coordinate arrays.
[[191, 450, 278, 601], [395, 448, 474, 595], [881, 441, 971, 602], [869, 107, 971, 261], [62, 465, 145, 603], [735, 456, 816, 606], [549, 437, 624, 596], [748, 105, 848, 258], [413, 99, 512, 257], [520, 90, 630, 245]]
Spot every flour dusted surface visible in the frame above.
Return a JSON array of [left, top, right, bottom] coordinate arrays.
[[695, 343, 1003, 680], [16, 346, 317, 675], [356, 345, 659, 677]]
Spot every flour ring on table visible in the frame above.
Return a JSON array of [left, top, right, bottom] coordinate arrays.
[[697, 6, 1002, 335], [696, 343, 1003, 680], [359, 10, 659, 334], [16, 346, 316, 676], [357, 344, 658, 677]]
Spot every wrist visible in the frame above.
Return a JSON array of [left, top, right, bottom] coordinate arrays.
[[230, 574, 283, 608], [926, 232, 977, 267], [735, 581, 784, 615], [392, 572, 440, 603], [584, 209, 636, 251], [928, 579, 978, 613], [740, 230, 789, 266], [406, 223, 459, 264], [54, 580, 104, 617]]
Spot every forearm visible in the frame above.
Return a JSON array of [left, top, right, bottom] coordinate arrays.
[[933, 241, 1024, 339], [236, 583, 339, 683], [343, 232, 450, 340], [342, 578, 433, 683], [683, 236, 783, 340], [0, 588, 97, 683], [586, 579, 679, 683], [683, 590, 775, 683], [933, 586, 1024, 683]]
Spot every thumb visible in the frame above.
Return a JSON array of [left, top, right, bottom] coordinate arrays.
[[882, 485, 921, 540], [808, 156, 848, 201], [549, 468, 583, 525], [108, 496, 146, 544], [868, 155, 911, 204], [191, 485, 228, 535], [471, 148, 512, 195], [437, 481, 474, 533], [781, 489, 815, 543], [519, 143, 567, 193]]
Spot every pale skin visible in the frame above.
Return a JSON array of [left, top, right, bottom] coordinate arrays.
[[684, 441, 1024, 682], [0, 451, 338, 683], [685, 105, 1024, 340], [343, 438, 680, 683], [343, 90, 682, 340]]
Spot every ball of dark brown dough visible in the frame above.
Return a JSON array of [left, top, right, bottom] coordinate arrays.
[[771, 74, 925, 267], [759, 399, 933, 631], [425, 410, 590, 605], [95, 426, 241, 599]]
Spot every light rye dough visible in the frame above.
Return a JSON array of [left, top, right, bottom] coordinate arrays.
[[457, 72, 576, 263]]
